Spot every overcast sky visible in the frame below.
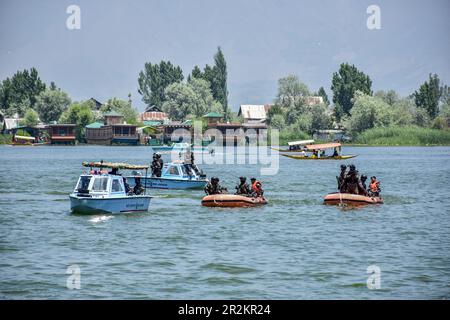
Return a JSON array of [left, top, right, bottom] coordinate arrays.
[[0, 0, 449, 111]]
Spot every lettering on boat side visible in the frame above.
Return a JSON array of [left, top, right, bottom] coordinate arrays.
[[178, 304, 271, 317], [367, 265, 381, 290], [367, 5, 381, 30], [66, 264, 81, 290], [66, 5, 81, 30]]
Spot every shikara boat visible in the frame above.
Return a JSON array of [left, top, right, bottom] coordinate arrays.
[[281, 142, 357, 160], [126, 160, 208, 190], [271, 139, 315, 152], [12, 135, 49, 146], [69, 161, 153, 214], [201, 194, 268, 208], [323, 192, 383, 206]]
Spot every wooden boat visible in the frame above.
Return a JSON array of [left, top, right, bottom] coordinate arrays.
[[271, 139, 315, 152], [70, 161, 153, 214], [281, 142, 357, 160], [283, 154, 356, 160], [323, 192, 383, 206], [11, 135, 49, 146], [202, 194, 268, 208], [126, 160, 208, 190]]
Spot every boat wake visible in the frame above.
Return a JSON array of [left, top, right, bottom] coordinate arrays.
[[89, 215, 114, 223]]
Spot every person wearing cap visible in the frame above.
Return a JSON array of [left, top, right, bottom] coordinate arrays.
[[235, 176, 252, 196]]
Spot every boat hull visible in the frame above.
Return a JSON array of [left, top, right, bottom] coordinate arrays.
[[69, 195, 152, 214], [202, 194, 268, 208], [282, 154, 357, 160], [323, 193, 383, 206], [127, 177, 208, 190]]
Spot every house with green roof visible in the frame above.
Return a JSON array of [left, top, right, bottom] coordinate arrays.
[[84, 111, 139, 145], [202, 112, 223, 125]]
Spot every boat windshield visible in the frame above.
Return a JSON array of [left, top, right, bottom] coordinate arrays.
[[91, 177, 109, 191], [168, 166, 180, 176], [76, 176, 92, 191]]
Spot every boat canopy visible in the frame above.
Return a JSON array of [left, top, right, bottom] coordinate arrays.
[[287, 139, 315, 146], [82, 161, 149, 170], [305, 142, 341, 150], [14, 135, 35, 141]]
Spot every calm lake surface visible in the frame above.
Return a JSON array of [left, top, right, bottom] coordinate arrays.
[[0, 145, 449, 299]]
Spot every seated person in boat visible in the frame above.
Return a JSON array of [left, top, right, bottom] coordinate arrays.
[[204, 177, 227, 195], [133, 177, 145, 195], [368, 176, 381, 197], [235, 177, 252, 196], [332, 148, 339, 157], [250, 178, 264, 197]]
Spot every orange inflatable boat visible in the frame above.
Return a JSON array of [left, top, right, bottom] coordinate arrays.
[[324, 193, 383, 206], [202, 194, 268, 208]]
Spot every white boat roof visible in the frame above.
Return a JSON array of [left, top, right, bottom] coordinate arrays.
[[287, 139, 315, 146]]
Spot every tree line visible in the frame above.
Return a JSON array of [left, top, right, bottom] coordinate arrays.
[[268, 63, 450, 143], [137, 47, 229, 121]]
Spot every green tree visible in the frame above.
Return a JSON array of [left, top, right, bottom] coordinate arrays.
[[374, 90, 399, 106], [59, 101, 94, 141], [162, 83, 195, 121], [101, 98, 139, 124], [21, 108, 39, 127], [188, 78, 222, 117], [212, 47, 229, 118], [35, 88, 71, 123], [414, 74, 442, 118], [317, 87, 330, 106], [331, 63, 372, 118], [0, 68, 46, 116], [138, 61, 184, 109], [345, 91, 397, 135], [190, 65, 203, 80], [270, 113, 285, 130], [276, 75, 309, 108]]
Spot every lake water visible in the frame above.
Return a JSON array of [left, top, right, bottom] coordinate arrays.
[[0, 145, 449, 299]]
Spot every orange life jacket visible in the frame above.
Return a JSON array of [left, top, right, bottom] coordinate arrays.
[[252, 181, 262, 193], [369, 180, 379, 192]]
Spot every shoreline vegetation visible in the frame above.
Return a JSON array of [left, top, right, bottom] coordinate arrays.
[[1, 56, 449, 148]]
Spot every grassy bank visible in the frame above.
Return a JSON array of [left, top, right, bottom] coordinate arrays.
[[354, 126, 450, 146], [0, 134, 12, 145]]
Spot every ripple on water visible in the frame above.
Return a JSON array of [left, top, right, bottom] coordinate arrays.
[[201, 263, 258, 275]]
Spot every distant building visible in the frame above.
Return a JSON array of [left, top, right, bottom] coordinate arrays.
[[85, 111, 139, 145], [206, 121, 267, 146], [158, 123, 192, 144], [2, 117, 21, 134], [104, 110, 124, 125], [202, 112, 223, 125], [89, 98, 103, 111], [139, 111, 168, 123], [238, 105, 270, 123], [47, 124, 76, 144]]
